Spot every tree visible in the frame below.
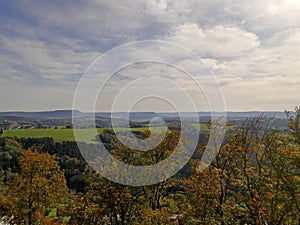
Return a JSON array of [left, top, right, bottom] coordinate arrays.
[[83, 169, 137, 225], [184, 116, 300, 224], [286, 106, 300, 143], [110, 130, 182, 211], [2, 149, 69, 225], [82, 130, 184, 224], [0, 137, 23, 183]]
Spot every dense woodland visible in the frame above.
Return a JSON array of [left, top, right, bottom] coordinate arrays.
[[0, 108, 299, 224]]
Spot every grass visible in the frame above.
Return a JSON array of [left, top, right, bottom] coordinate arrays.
[[193, 123, 211, 132], [192, 124, 236, 132], [3, 124, 235, 143], [3, 127, 150, 143]]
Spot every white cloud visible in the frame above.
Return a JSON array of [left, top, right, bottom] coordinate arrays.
[[202, 28, 300, 110], [167, 23, 259, 58]]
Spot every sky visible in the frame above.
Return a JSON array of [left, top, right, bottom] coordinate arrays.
[[0, 0, 299, 112]]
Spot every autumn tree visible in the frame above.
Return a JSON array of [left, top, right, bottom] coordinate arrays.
[[286, 106, 300, 143], [184, 165, 222, 224], [82, 169, 137, 225], [81, 130, 185, 224], [184, 115, 300, 224], [2, 149, 69, 225]]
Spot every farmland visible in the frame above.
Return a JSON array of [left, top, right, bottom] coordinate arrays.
[[3, 127, 149, 143], [2, 123, 236, 143]]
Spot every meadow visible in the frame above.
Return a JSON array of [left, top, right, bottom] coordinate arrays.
[[3, 124, 234, 143], [3, 127, 149, 143]]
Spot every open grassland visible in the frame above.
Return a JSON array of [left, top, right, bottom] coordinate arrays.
[[3, 127, 150, 143], [3, 124, 235, 143], [192, 123, 236, 132]]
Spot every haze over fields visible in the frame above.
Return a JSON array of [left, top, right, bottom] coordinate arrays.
[[0, 1, 299, 112]]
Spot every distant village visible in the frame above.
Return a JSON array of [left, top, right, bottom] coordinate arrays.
[[0, 117, 72, 131]]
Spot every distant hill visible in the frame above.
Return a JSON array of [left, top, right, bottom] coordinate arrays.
[[0, 110, 287, 121], [0, 110, 83, 119]]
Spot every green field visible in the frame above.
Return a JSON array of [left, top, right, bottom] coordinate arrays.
[[192, 124, 235, 132], [3, 124, 234, 143], [193, 123, 210, 132], [3, 127, 150, 143]]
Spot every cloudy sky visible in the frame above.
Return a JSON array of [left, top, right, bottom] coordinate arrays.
[[0, 0, 299, 112]]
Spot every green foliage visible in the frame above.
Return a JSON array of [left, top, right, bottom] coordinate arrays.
[[0, 137, 23, 182]]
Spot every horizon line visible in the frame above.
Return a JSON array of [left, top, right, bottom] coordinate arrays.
[[0, 109, 288, 113]]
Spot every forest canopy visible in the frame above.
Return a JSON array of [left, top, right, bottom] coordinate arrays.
[[0, 108, 299, 224]]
